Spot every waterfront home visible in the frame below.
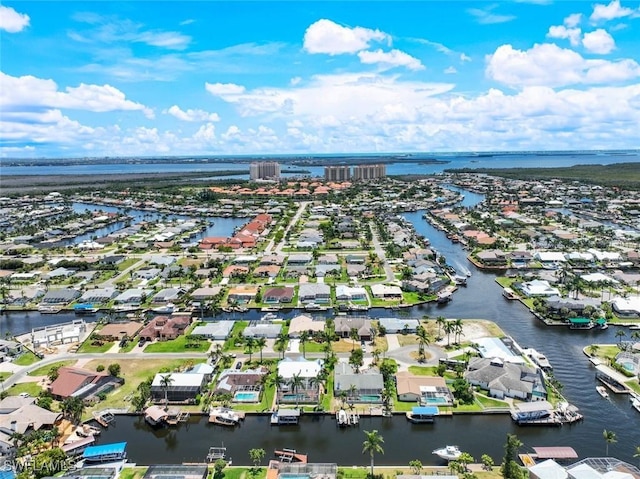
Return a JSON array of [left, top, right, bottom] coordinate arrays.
[[546, 297, 601, 317], [40, 288, 81, 305], [144, 465, 208, 479], [520, 280, 561, 297], [242, 322, 282, 339], [254, 265, 281, 278], [475, 250, 508, 267], [288, 314, 325, 338], [271, 462, 337, 479], [334, 362, 384, 402], [475, 337, 525, 363], [395, 372, 454, 406], [49, 366, 124, 401], [611, 296, 640, 316], [567, 458, 640, 479], [276, 357, 323, 404], [528, 459, 568, 479], [378, 318, 419, 334], [134, 268, 162, 280], [213, 366, 268, 399], [114, 288, 154, 305], [263, 286, 295, 304], [335, 285, 367, 301], [298, 283, 331, 304], [191, 286, 223, 301], [78, 287, 115, 304], [370, 284, 403, 300], [0, 339, 24, 360], [465, 357, 547, 401], [334, 316, 372, 341], [94, 321, 143, 341], [151, 372, 206, 404], [190, 321, 235, 340], [44, 267, 76, 280], [227, 285, 258, 304], [139, 315, 191, 342], [288, 253, 313, 265], [0, 399, 62, 450], [31, 320, 86, 348], [152, 288, 185, 304]]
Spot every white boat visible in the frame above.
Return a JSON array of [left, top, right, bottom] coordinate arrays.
[[631, 396, 640, 413], [406, 406, 438, 424], [209, 407, 241, 427], [596, 385, 609, 399], [523, 348, 553, 372], [453, 275, 467, 286], [261, 312, 278, 321], [437, 291, 453, 304], [152, 303, 176, 314], [503, 287, 519, 300], [432, 445, 462, 461]]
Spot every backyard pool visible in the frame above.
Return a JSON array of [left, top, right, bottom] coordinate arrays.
[[234, 391, 260, 402], [358, 395, 381, 403], [423, 397, 449, 405]]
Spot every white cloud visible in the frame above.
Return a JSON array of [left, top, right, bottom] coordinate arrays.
[[303, 19, 389, 55], [460, 53, 472, 62], [357, 49, 424, 71], [444, 67, 458, 74], [0, 72, 154, 117], [165, 105, 220, 122], [547, 25, 582, 47], [486, 43, 640, 87], [582, 29, 616, 54], [590, 0, 638, 22], [205, 82, 246, 96], [135, 31, 191, 50], [0, 5, 30, 33], [290, 77, 302, 86], [193, 123, 216, 141], [467, 5, 516, 24], [565, 13, 583, 28]]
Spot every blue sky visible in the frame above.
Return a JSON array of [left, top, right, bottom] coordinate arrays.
[[1, 1, 640, 158]]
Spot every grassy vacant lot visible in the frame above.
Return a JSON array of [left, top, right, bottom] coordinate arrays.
[[143, 335, 210, 353], [78, 339, 114, 354], [13, 351, 41, 366], [119, 467, 148, 479], [82, 358, 198, 417], [7, 382, 44, 397]]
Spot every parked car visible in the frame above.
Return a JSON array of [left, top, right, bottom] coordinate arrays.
[[235, 361, 242, 370]]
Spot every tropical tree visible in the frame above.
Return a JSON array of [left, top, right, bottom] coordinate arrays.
[[634, 446, 640, 468], [61, 396, 85, 424], [349, 348, 364, 373], [362, 429, 384, 479], [481, 454, 495, 471], [350, 327, 360, 351], [255, 337, 267, 363], [245, 336, 257, 362], [160, 373, 174, 411], [436, 316, 446, 339], [416, 325, 430, 363], [588, 344, 600, 357], [299, 330, 311, 358], [271, 374, 287, 405], [454, 318, 464, 344], [289, 372, 304, 408], [249, 448, 266, 471], [209, 343, 223, 364], [274, 333, 288, 359], [443, 320, 455, 347], [501, 434, 525, 479], [615, 330, 626, 346], [603, 429, 617, 455], [457, 452, 474, 472]]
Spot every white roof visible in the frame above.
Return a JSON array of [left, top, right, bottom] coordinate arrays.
[[535, 252, 567, 262], [277, 357, 323, 379], [370, 284, 403, 295], [521, 280, 560, 297], [152, 373, 205, 387], [529, 460, 568, 479], [580, 273, 618, 284], [568, 464, 602, 479]]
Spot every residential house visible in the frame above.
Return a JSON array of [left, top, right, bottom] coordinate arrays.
[[139, 315, 192, 341], [298, 283, 331, 303], [276, 357, 324, 404], [253, 265, 281, 278], [395, 372, 453, 405], [152, 288, 184, 303], [114, 288, 154, 305], [243, 322, 282, 339], [213, 366, 269, 397], [334, 316, 372, 341], [227, 285, 258, 304], [49, 366, 124, 401], [333, 362, 384, 403], [95, 321, 143, 340], [151, 372, 206, 404], [370, 284, 403, 300], [263, 286, 295, 304], [40, 288, 81, 305], [191, 286, 223, 301], [335, 285, 367, 301], [288, 314, 325, 338], [190, 321, 235, 340], [465, 357, 547, 401], [378, 318, 420, 334]]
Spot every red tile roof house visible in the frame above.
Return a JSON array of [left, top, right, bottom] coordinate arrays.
[[139, 315, 192, 342], [49, 366, 124, 402], [263, 286, 294, 304]]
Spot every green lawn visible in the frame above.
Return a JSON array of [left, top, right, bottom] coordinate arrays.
[[408, 366, 439, 376], [223, 468, 266, 479], [0, 372, 11, 382], [28, 360, 76, 376], [144, 335, 210, 353], [118, 467, 148, 479], [13, 351, 41, 366], [77, 339, 114, 354], [7, 382, 45, 397], [476, 394, 510, 409]]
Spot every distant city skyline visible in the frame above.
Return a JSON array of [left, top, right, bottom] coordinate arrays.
[[1, 1, 640, 158]]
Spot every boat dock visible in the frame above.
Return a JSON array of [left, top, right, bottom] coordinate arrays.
[[270, 408, 300, 425], [166, 410, 190, 426], [206, 446, 227, 462], [274, 448, 308, 463], [336, 408, 359, 427], [520, 446, 578, 466], [92, 410, 116, 428]]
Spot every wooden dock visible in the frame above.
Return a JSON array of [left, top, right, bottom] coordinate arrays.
[[92, 411, 115, 428], [274, 448, 308, 463]]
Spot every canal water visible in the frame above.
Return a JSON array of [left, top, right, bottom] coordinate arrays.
[[2, 193, 639, 464]]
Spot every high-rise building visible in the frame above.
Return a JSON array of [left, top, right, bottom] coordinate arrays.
[[324, 165, 351, 182], [352, 164, 386, 180], [249, 161, 281, 180]]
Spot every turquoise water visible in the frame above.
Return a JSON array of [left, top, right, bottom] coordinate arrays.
[[281, 394, 303, 401], [359, 395, 381, 402], [234, 391, 260, 402], [424, 397, 448, 405], [621, 361, 636, 373], [280, 475, 310, 479]]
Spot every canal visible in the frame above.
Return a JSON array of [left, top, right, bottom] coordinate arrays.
[[2, 193, 639, 464]]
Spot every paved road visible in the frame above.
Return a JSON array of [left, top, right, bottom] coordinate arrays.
[[369, 222, 396, 283], [267, 201, 309, 255]]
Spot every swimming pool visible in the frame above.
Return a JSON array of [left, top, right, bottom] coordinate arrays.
[[281, 393, 303, 401], [358, 395, 381, 403], [234, 391, 260, 402], [280, 474, 310, 479], [423, 396, 449, 405]]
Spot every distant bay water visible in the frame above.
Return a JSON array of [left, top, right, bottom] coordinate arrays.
[[1, 152, 638, 177]]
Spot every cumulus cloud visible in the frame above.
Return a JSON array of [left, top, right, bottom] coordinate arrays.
[[205, 82, 246, 96], [0, 5, 30, 33], [486, 43, 640, 87], [303, 19, 389, 55], [0, 72, 154, 117], [565, 13, 583, 28], [444, 67, 458, 74], [165, 105, 220, 122], [590, 0, 638, 22], [547, 25, 582, 46], [582, 29, 616, 53], [357, 49, 424, 71]]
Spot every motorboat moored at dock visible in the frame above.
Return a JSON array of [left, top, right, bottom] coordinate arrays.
[[432, 445, 461, 461]]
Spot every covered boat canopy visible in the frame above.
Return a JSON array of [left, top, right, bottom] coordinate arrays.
[[532, 447, 578, 460]]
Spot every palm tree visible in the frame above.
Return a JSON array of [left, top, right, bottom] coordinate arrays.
[[362, 429, 384, 479], [299, 330, 311, 358], [416, 325, 430, 363], [271, 374, 287, 406], [160, 373, 174, 411], [615, 330, 626, 347], [588, 344, 600, 357], [245, 336, 256, 362], [436, 316, 446, 338], [603, 429, 617, 455], [454, 318, 464, 344], [289, 373, 304, 408], [255, 337, 267, 363], [209, 343, 223, 364], [61, 396, 85, 424], [274, 332, 289, 359], [443, 321, 454, 347], [349, 327, 359, 351]]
